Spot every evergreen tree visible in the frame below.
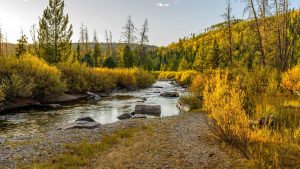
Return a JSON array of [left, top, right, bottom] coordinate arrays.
[[123, 45, 133, 68], [122, 15, 136, 44], [76, 42, 81, 61], [103, 57, 117, 68], [81, 52, 95, 67], [38, 0, 73, 63], [92, 31, 101, 67], [206, 39, 221, 68], [138, 19, 149, 67], [16, 31, 28, 58], [178, 57, 190, 71]]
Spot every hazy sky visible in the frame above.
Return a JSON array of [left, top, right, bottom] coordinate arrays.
[[0, 0, 299, 46]]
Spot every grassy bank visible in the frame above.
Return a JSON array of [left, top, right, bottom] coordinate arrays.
[[0, 54, 155, 102], [27, 126, 151, 169]]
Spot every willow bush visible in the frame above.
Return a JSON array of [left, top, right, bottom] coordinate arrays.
[[58, 62, 155, 93], [282, 65, 300, 91], [0, 54, 66, 100]]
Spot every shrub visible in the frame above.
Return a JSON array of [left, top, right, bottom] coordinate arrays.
[[282, 65, 300, 91], [189, 75, 205, 97], [0, 54, 65, 99], [135, 69, 156, 87], [57, 62, 116, 93], [58, 63, 155, 93], [204, 70, 250, 157], [0, 86, 5, 102]]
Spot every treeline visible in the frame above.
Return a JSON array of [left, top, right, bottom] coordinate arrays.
[[1, 0, 157, 70], [0, 54, 155, 102], [151, 0, 300, 72], [0, 0, 156, 102]]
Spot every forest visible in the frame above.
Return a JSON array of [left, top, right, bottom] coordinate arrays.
[[0, 0, 300, 168]]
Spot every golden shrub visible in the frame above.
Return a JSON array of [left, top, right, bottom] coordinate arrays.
[[204, 70, 250, 157], [189, 75, 205, 97], [58, 63, 155, 93], [282, 65, 300, 91], [0, 54, 65, 98], [0, 86, 5, 102]]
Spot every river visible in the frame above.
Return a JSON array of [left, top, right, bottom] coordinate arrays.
[[0, 81, 185, 138]]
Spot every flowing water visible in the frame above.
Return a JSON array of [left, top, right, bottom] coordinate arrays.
[[0, 81, 184, 138]]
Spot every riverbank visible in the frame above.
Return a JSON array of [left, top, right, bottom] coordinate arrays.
[[0, 112, 243, 169]]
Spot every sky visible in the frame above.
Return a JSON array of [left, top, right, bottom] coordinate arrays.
[[0, 0, 299, 46]]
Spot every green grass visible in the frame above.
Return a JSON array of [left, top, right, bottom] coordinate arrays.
[[27, 126, 149, 169]]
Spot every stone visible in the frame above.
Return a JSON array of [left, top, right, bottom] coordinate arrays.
[[59, 121, 101, 130], [132, 114, 147, 119], [135, 105, 161, 116], [75, 117, 96, 123], [259, 115, 277, 127], [152, 86, 164, 89], [47, 104, 62, 109], [117, 113, 132, 120], [160, 92, 179, 98], [87, 92, 101, 102]]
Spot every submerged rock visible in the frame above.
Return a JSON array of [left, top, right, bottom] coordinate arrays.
[[135, 105, 161, 116], [117, 113, 132, 120], [160, 92, 179, 98], [45, 104, 62, 109], [75, 117, 96, 123], [59, 121, 101, 130], [87, 92, 101, 102], [132, 114, 147, 119]]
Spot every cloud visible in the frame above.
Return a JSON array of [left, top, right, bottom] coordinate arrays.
[[156, 2, 171, 7]]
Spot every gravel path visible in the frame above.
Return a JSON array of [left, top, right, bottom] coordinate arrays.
[[94, 113, 242, 168], [0, 113, 242, 169]]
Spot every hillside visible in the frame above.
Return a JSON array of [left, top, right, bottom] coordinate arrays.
[[151, 11, 300, 71]]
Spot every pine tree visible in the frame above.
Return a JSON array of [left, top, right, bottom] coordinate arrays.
[[38, 0, 73, 63], [92, 31, 101, 67], [16, 30, 28, 58], [123, 45, 133, 68], [138, 19, 149, 67], [122, 15, 136, 45], [178, 57, 190, 71], [206, 39, 221, 68]]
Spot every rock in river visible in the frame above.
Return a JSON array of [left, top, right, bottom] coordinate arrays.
[[75, 117, 96, 122], [59, 117, 100, 130], [132, 114, 147, 119], [117, 113, 132, 120], [160, 92, 179, 98], [87, 92, 101, 102], [135, 105, 161, 116]]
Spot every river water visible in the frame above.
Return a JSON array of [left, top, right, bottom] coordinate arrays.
[[0, 81, 184, 138]]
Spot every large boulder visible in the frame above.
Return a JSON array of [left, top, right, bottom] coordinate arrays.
[[135, 105, 161, 116], [117, 113, 132, 120], [160, 92, 179, 98]]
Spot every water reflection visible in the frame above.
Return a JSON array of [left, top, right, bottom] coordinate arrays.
[[0, 81, 184, 138]]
